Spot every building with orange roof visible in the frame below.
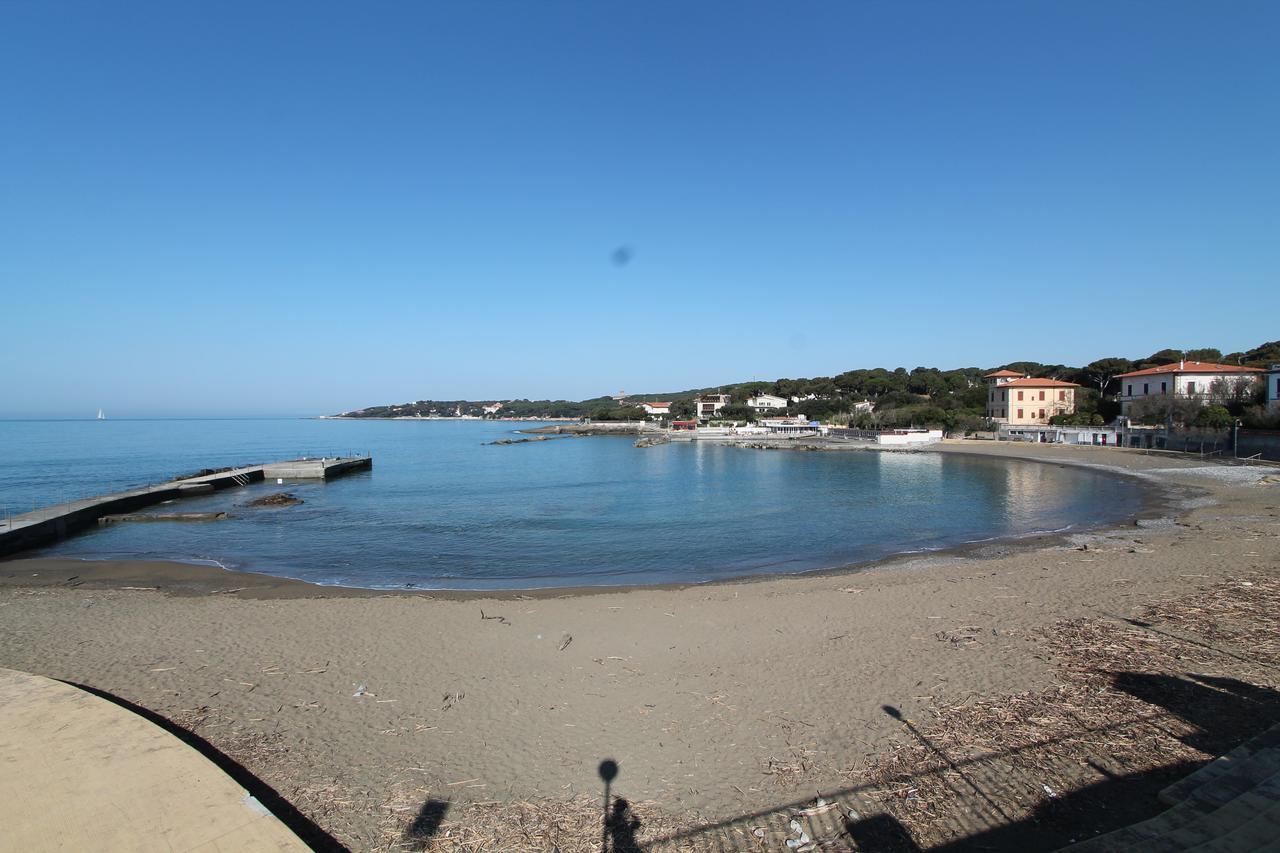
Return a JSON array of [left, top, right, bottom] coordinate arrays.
[[1115, 361, 1264, 414], [984, 370, 1079, 425]]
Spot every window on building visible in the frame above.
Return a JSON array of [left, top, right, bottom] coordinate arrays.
[[1127, 384, 1132, 396], [1039, 409, 1045, 419], [1058, 390, 1065, 401], [1143, 383, 1149, 394], [1017, 408, 1023, 418], [1187, 381, 1196, 394], [1161, 381, 1167, 394], [1017, 391, 1024, 401], [1038, 390, 1045, 401], [1001, 391, 1006, 401]]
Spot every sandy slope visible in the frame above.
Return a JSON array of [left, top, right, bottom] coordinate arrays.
[[1, 442, 1276, 848]]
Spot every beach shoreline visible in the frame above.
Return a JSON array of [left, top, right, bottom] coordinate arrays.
[[2, 441, 1277, 849]]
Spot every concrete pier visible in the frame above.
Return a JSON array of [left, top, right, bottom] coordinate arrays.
[[0, 456, 371, 558]]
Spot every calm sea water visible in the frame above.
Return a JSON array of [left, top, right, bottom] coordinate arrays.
[[0, 419, 1146, 589]]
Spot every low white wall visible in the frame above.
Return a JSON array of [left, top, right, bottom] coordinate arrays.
[[876, 430, 943, 446]]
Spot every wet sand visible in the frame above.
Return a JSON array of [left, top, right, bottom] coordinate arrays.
[[1, 441, 1277, 848]]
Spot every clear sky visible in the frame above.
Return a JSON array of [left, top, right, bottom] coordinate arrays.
[[2, 2, 1277, 417]]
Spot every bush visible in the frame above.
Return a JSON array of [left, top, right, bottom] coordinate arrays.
[[1193, 405, 1234, 429], [1126, 396, 1202, 426], [1049, 412, 1106, 426], [1241, 405, 1280, 429]]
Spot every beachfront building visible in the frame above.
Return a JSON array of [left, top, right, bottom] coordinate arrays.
[[1265, 365, 1280, 412], [640, 401, 672, 417], [760, 416, 819, 435], [1002, 425, 1119, 446], [693, 394, 732, 419], [747, 393, 788, 411], [482, 402, 504, 415], [985, 371, 1079, 425], [1115, 361, 1265, 415]]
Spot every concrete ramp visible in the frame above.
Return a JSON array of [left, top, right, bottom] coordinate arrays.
[[0, 668, 309, 852]]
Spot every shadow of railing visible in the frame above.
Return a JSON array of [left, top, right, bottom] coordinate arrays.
[[636, 671, 1280, 852]]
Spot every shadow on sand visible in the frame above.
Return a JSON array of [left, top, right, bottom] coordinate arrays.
[[641, 670, 1280, 851]]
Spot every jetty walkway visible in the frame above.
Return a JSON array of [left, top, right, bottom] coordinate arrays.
[[0, 456, 371, 558]]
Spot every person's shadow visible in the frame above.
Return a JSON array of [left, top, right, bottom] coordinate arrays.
[[606, 797, 643, 852], [599, 759, 644, 852]]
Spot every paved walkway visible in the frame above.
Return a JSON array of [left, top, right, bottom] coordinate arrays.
[[0, 668, 308, 852]]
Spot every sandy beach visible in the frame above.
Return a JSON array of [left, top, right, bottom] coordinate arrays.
[[2, 441, 1278, 850]]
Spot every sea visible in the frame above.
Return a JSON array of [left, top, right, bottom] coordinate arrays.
[[0, 418, 1148, 590]]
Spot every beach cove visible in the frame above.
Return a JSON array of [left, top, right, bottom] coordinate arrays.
[[2, 418, 1149, 590], [2, 442, 1278, 849]]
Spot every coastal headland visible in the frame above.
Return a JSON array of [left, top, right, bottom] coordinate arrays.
[[1, 442, 1277, 849]]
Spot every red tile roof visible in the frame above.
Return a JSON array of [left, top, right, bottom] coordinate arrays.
[[985, 370, 1023, 378], [1116, 361, 1265, 378], [643, 401, 673, 407], [999, 378, 1081, 388]]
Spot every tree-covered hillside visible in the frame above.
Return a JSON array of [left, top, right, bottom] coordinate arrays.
[[336, 340, 1280, 429]]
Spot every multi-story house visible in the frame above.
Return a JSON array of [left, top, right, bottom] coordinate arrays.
[[985, 370, 1079, 425], [1115, 361, 1264, 414], [693, 394, 732, 419]]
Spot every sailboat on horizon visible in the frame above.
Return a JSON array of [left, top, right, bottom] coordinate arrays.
[[96, 408, 105, 420]]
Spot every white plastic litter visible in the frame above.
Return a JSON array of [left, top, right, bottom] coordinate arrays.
[[785, 818, 812, 849]]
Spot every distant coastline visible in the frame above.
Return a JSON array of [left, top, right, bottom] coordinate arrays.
[[316, 415, 577, 422]]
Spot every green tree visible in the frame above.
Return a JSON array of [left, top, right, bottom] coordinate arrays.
[[669, 400, 695, 420], [716, 404, 756, 422], [1140, 348, 1183, 368], [1082, 357, 1134, 396], [1224, 340, 1280, 369]]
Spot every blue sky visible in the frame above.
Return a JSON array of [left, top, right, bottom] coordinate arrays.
[[2, 2, 1277, 417]]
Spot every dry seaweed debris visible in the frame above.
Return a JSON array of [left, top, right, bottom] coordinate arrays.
[[844, 574, 1280, 850], [1139, 572, 1280, 659]]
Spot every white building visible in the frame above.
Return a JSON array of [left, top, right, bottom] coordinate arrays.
[[693, 394, 732, 419], [1001, 425, 1118, 446], [482, 402, 504, 415], [1116, 361, 1265, 414], [640, 401, 672, 417], [760, 416, 819, 435], [747, 393, 788, 411]]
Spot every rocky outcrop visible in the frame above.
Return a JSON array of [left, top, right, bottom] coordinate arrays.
[[248, 492, 304, 507]]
